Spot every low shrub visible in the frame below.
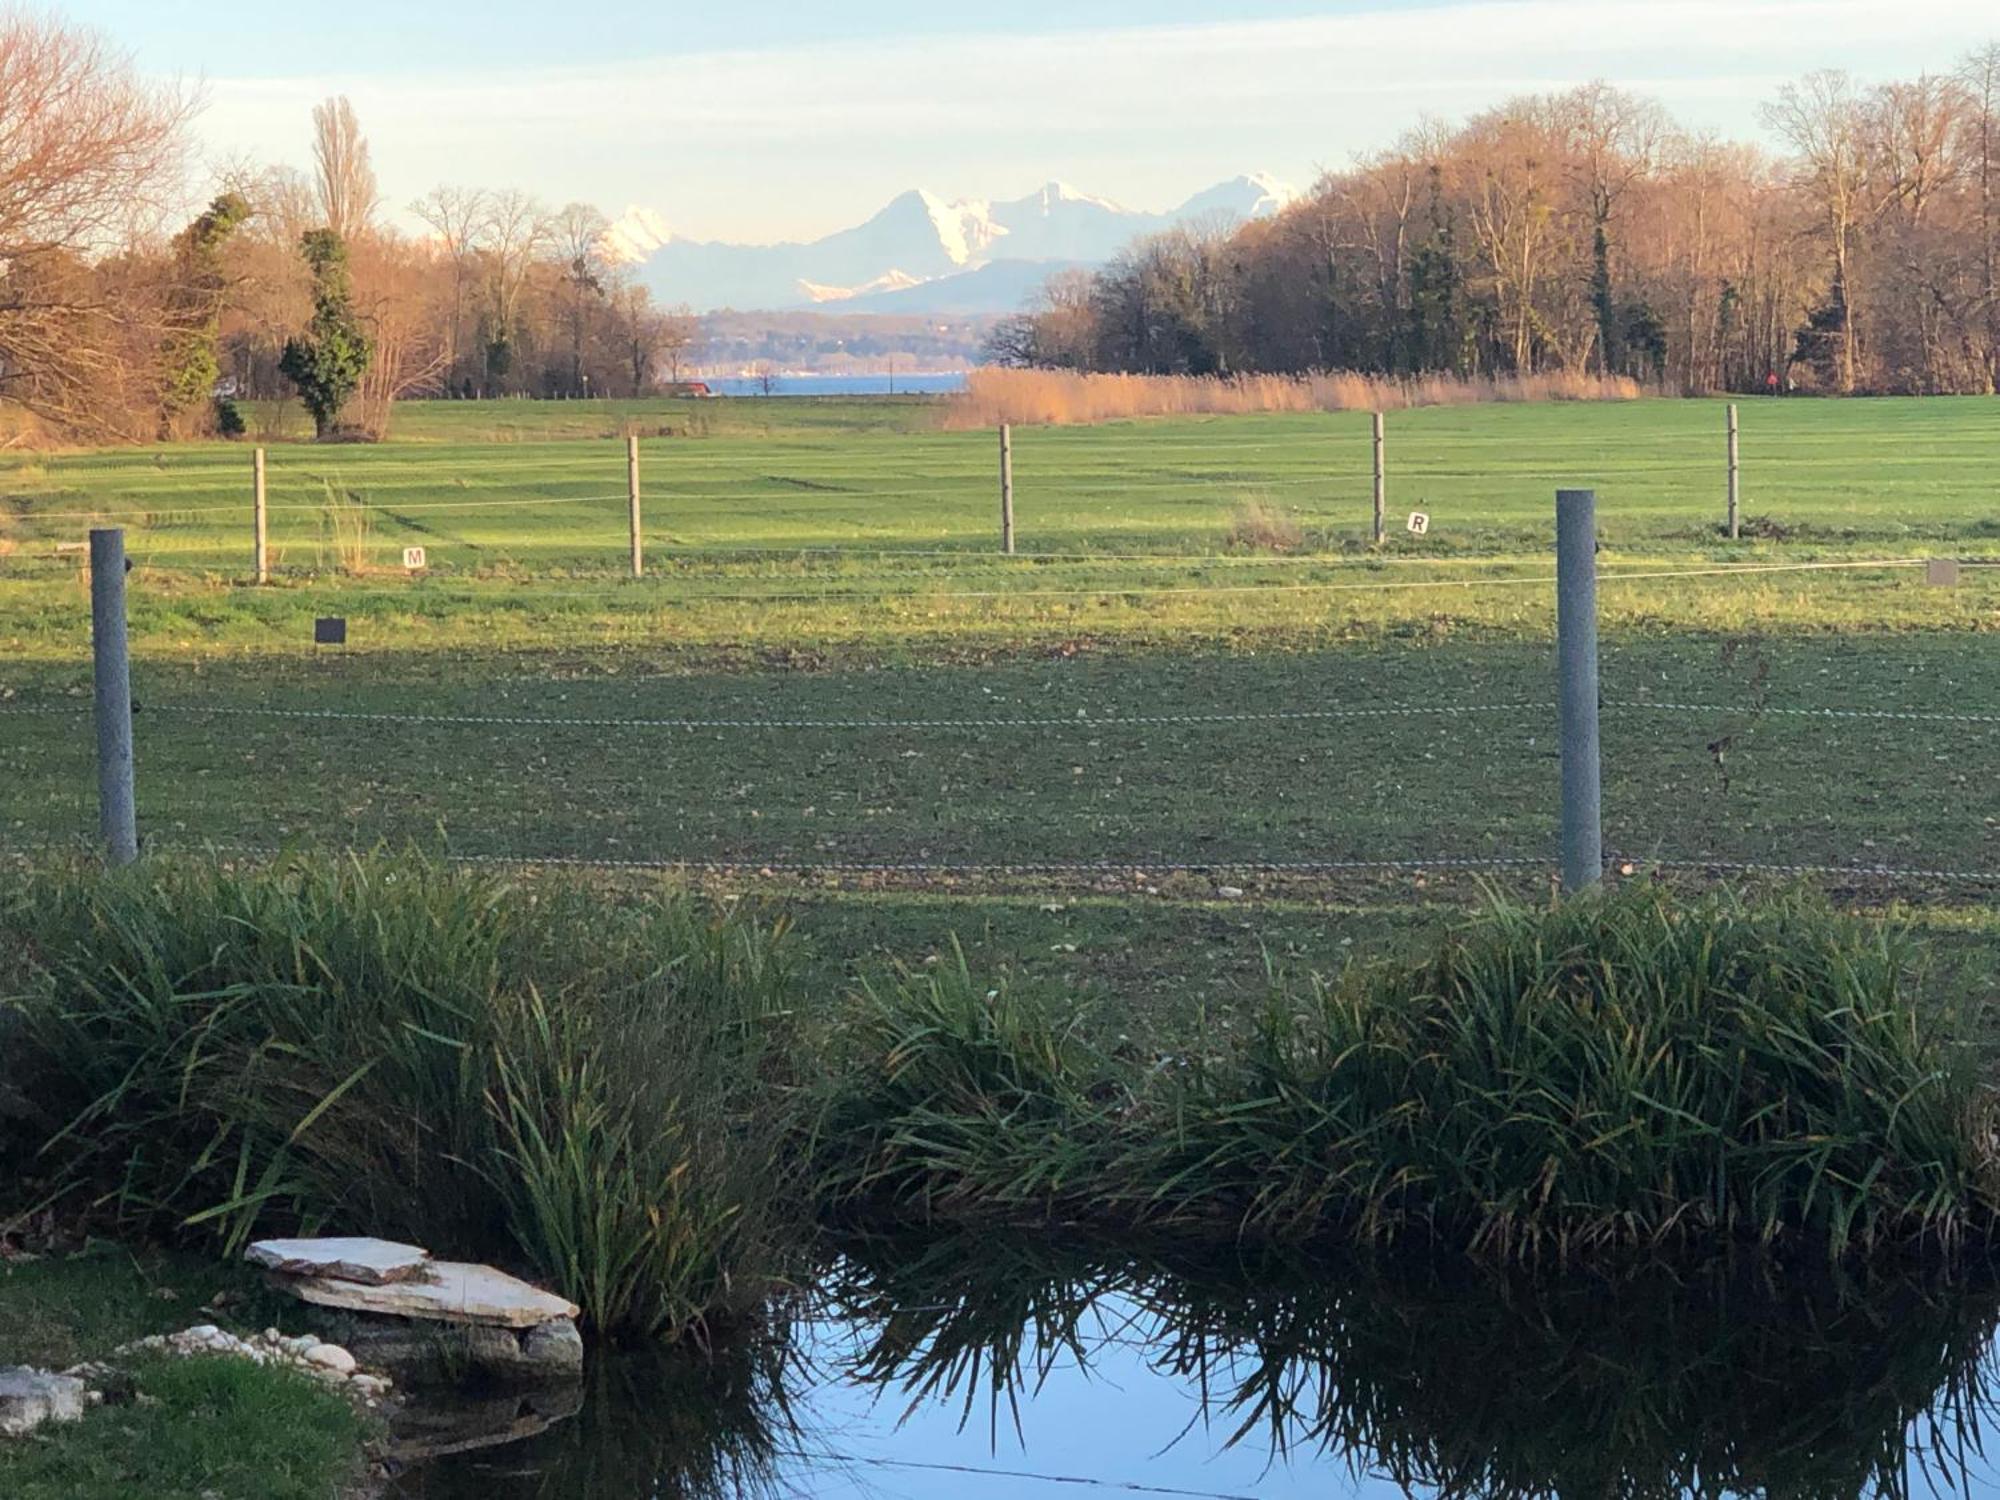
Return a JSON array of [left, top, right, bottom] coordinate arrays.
[[1, 852, 802, 1338], [816, 885, 1998, 1259]]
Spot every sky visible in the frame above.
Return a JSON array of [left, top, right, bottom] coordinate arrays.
[[66, 0, 2000, 244]]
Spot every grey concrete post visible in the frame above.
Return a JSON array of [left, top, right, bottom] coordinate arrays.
[[627, 436, 643, 578], [1556, 489, 1601, 892], [90, 528, 137, 866], [1000, 424, 1015, 554], [1372, 411, 1386, 544]]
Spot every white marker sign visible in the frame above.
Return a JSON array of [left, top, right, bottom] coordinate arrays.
[[403, 546, 428, 572], [1406, 512, 1431, 536]]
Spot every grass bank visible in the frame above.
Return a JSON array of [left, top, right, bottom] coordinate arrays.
[[6, 856, 1993, 1354], [815, 883, 1998, 1259], [3, 853, 800, 1339], [0, 1249, 371, 1500]]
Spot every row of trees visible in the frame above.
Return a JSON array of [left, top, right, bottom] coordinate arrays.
[[215, 97, 701, 436], [993, 55, 2000, 395], [0, 15, 700, 441]]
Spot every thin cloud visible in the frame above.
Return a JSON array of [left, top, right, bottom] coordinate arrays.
[[192, 0, 2000, 240]]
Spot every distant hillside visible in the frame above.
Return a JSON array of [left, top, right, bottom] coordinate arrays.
[[609, 174, 1296, 315], [695, 309, 995, 376]]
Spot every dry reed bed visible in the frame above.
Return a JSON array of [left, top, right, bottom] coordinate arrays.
[[948, 368, 1644, 428]]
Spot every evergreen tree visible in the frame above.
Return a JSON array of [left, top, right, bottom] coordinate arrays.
[[279, 229, 372, 439], [156, 192, 251, 437]]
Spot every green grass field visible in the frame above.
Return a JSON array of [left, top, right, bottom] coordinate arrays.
[[2, 393, 1997, 1000], [5, 395, 1999, 578]]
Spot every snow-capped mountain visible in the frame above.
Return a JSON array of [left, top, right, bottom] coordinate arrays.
[[607, 175, 1297, 314]]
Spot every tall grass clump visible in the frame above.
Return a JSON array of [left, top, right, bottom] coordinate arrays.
[[816, 885, 1997, 1260], [315, 478, 372, 574], [949, 367, 1642, 428], [812, 950, 1127, 1224], [1, 851, 801, 1338]]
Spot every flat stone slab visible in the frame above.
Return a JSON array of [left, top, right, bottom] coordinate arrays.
[[273, 1261, 580, 1329], [0, 1368, 86, 1439], [246, 1237, 431, 1286]]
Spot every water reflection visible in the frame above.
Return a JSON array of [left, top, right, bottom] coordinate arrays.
[[393, 1235, 2000, 1499]]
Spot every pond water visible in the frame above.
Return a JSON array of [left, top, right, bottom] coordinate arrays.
[[387, 1236, 2000, 1499]]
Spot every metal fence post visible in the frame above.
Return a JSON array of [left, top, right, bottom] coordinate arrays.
[[253, 447, 269, 584], [90, 528, 137, 866], [1726, 403, 1740, 541], [1556, 489, 1601, 892], [627, 436, 643, 579], [1372, 411, 1386, 544], [1000, 423, 1015, 554]]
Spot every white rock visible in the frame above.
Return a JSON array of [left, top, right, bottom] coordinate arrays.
[[273, 1261, 580, 1329], [245, 1237, 431, 1286], [303, 1344, 357, 1376], [0, 1369, 86, 1439], [1217, 886, 1246, 899]]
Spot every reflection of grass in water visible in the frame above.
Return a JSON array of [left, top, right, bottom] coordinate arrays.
[[385, 1330, 804, 1500], [821, 1232, 2000, 1500]]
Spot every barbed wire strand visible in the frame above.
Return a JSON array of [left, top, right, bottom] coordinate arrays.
[[1623, 856, 2000, 885], [130, 557, 1912, 607], [11, 839, 2000, 886], [14, 492, 632, 522], [116, 840, 1542, 877], [123, 701, 1552, 730], [7, 694, 1996, 729]]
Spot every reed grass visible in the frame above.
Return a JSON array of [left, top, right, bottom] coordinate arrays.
[[949, 368, 1644, 427], [315, 479, 372, 574], [0, 851, 801, 1338], [815, 884, 1998, 1259]]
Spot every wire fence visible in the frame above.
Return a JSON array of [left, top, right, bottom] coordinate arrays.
[[3, 409, 1997, 584], [3, 536, 1995, 898]]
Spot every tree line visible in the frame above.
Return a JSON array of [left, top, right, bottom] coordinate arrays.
[[0, 14, 698, 442], [991, 55, 2000, 396]]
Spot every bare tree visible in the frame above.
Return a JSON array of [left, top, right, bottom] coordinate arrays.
[[479, 188, 548, 391], [550, 202, 609, 395], [0, 13, 194, 436], [1763, 71, 1872, 391], [411, 185, 488, 392], [310, 96, 378, 243], [1961, 44, 2000, 389], [1555, 83, 1669, 372], [658, 303, 699, 385], [351, 232, 449, 437]]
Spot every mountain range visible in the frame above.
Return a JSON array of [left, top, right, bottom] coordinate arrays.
[[605, 175, 1298, 315]]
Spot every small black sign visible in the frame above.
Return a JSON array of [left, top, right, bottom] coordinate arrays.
[[314, 617, 347, 646]]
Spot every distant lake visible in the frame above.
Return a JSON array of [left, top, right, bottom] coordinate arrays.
[[705, 373, 967, 397]]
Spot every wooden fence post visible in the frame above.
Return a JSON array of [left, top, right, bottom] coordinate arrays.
[[1726, 403, 1741, 541], [253, 447, 268, 584], [627, 436, 643, 578], [999, 423, 1015, 554], [1372, 411, 1386, 544]]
